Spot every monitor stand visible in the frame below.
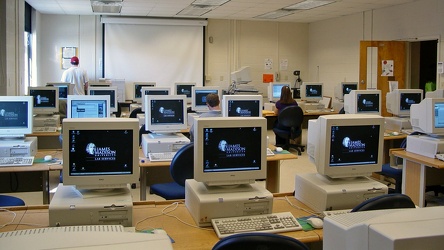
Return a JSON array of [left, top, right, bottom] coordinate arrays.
[[33, 114, 60, 127], [185, 179, 273, 227]]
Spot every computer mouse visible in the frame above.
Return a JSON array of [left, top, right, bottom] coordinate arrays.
[[152, 229, 167, 235], [307, 217, 323, 229], [275, 147, 283, 152], [44, 155, 52, 161]]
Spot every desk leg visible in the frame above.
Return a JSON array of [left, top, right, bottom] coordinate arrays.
[[403, 159, 426, 207], [266, 161, 280, 193], [140, 168, 147, 201], [42, 171, 49, 204]]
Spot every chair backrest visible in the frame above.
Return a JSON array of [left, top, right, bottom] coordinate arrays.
[[351, 193, 416, 212], [212, 232, 309, 250], [277, 105, 304, 129], [170, 143, 194, 186], [0, 195, 25, 206], [129, 107, 143, 118], [138, 124, 150, 146]]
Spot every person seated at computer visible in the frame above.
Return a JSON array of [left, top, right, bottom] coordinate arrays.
[[189, 93, 221, 142], [273, 85, 299, 145]]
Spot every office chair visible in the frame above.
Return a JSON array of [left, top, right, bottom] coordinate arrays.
[[272, 106, 305, 155], [351, 193, 415, 212], [338, 107, 345, 114], [212, 232, 309, 250], [0, 195, 25, 206], [138, 124, 151, 146], [149, 143, 194, 200], [129, 107, 143, 118]]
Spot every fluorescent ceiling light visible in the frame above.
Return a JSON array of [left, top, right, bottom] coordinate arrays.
[[91, 0, 123, 14], [255, 9, 295, 20], [284, 0, 335, 10], [192, 0, 230, 6]]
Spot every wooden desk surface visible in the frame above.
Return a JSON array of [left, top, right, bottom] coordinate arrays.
[[262, 109, 338, 117], [0, 195, 322, 249], [392, 150, 444, 169], [26, 131, 61, 137]]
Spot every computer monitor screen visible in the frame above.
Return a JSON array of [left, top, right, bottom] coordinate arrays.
[[46, 82, 73, 99], [132, 82, 156, 103], [300, 82, 323, 102], [88, 86, 118, 113], [194, 117, 267, 187], [410, 98, 444, 135], [267, 82, 291, 102], [191, 86, 222, 112], [62, 118, 139, 190], [28, 86, 59, 115], [307, 114, 384, 179], [144, 95, 187, 134], [344, 90, 381, 115], [334, 82, 358, 101], [67, 95, 111, 118], [386, 89, 423, 117], [222, 95, 263, 117], [0, 96, 33, 138], [140, 87, 171, 112], [174, 82, 196, 103]]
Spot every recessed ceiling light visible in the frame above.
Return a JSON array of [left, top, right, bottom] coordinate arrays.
[[91, 0, 123, 14], [284, 0, 335, 10], [192, 0, 230, 6], [177, 5, 214, 16], [255, 9, 295, 20]]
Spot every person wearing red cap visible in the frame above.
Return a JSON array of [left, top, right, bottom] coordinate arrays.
[[61, 56, 89, 95]]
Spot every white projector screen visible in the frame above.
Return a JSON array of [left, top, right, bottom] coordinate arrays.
[[104, 23, 204, 88]]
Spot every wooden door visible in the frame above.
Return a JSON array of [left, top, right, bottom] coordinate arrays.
[[359, 41, 407, 117]]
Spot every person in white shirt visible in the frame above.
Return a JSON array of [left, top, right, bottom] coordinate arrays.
[[61, 56, 89, 95]]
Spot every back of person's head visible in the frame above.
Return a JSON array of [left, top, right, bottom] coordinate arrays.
[[70, 56, 79, 65], [280, 86, 293, 103], [206, 93, 220, 108]]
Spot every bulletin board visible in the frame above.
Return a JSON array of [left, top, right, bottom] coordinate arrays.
[[61, 46, 77, 69]]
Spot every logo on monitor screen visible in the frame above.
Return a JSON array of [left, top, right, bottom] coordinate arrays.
[[342, 136, 366, 152], [86, 143, 96, 155], [218, 140, 246, 157], [85, 142, 116, 158]]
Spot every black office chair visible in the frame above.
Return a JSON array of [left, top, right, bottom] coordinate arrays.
[[138, 124, 151, 146], [338, 107, 345, 114], [272, 106, 305, 155], [351, 193, 416, 212], [212, 232, 309, 250], [129, 107, 143, 118], [149, 143, 194, 200], [0, 195, 25, 206]]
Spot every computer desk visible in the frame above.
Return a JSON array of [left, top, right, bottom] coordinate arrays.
[[0, 194, 322, 249], [0, 150, 63, 205], [391, 150, 444, 207], [138, 146, 298, 201]]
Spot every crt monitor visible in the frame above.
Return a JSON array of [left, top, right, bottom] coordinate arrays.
[[425, 89, 444, 98], [62, 118, 139, 191], [230, 66, 252, 84], [386, 89, 423, 117], [144, 95, 187, 135], [88, 86, 118, 113], [410, 98, 444, 135], [174, 82, 196, 103], [0, 95, 33, 138], [140, 87, 171, 112], [191, 86, 222, 112], [193, 117, 267, 188], [67, 95, 111, 118], [46, 82, 73, 99], [28, 86, 59, 115], [267, 82, 291, 102], [343, 89, 381, 115], [132, 82, 156, 103], [334, 82, 358, 101], [307, 114, 384, 179], [222, 95, 263, 117], [300, 82, 323, 102]]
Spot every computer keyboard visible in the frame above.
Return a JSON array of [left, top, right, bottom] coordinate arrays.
[[266, 148, 275, 156], [148, 152, 176, 162], [322, 209, 352, 217], [0, 156, 34, 167], [33, 126, 57, 133], [211, 212, 302, 239]]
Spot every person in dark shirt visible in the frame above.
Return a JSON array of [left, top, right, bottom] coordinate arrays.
[[273, 86, 298, 145]]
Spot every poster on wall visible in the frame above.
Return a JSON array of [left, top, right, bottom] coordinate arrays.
[[264, 59, 273, 70], [381, 60, 394, 76], [61, 47, 77, 69]]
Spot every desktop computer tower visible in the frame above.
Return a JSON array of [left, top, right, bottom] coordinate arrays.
[[406, 134, 444, 158], [384, 117, 412, 132], [185, 179, 274, 227], [294, 173, 388, 213], [0, 137, 38, 157], [33, 115, 60, 127], [49, 184, 133, 227], [141, 133, 190, 155]]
